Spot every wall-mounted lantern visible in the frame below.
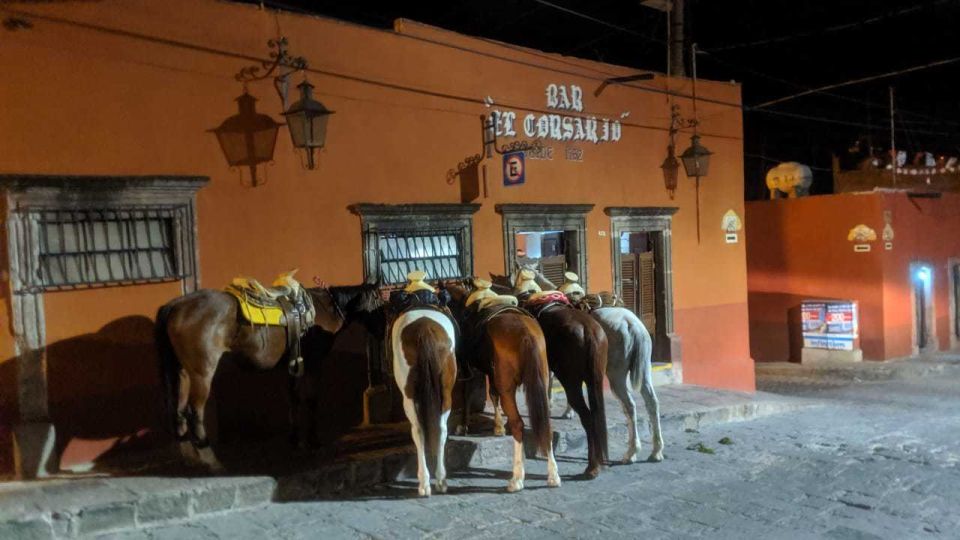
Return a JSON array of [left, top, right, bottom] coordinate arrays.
[[210, 93, 282, 187], [680, 134, 712, 178], [283, 80, 334, 169], [212, 38, 334, 186]]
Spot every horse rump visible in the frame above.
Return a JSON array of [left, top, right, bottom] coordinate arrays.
[[402, 319, 455, 465]]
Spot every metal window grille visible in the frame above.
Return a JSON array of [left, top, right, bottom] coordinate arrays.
[[31, 207, 189, 290], [377, 230, 463, 285]]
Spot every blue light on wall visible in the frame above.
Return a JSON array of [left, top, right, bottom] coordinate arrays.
[[916, 267, 931, 283]]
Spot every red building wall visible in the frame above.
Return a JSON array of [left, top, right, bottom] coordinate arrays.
[[746, 191, 960, 362], [1, 0, 753, 475]]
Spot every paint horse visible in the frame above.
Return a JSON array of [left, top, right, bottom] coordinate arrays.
[[155, 270, 381, 467], [387, 271, 458, 497], [529, 268, 665, 464], [442, 279, 561, 492], [511, 270, 609, 478]]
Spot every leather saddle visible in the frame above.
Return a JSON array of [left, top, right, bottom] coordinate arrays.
[[225, 275, 315, 377]]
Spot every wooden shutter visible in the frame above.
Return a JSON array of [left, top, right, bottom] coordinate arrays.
[[539, 255, 567, 290], [620, 253, 639, 314], [638, 251, 656, 334]]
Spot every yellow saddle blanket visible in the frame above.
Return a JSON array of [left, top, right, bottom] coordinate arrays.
[[225, 271, 303, 326]]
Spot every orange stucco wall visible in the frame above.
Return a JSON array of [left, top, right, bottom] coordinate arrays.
[[746, 191, 960, 362], [1, 0, 752, 473]]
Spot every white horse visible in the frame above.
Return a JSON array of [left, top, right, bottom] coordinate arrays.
[[500, 266, 664, 463], [391, 309, 458, 497], [590, 307, 664, 463]]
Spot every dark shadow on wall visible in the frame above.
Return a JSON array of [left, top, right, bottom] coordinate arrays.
[[3, 314, 375, 476]]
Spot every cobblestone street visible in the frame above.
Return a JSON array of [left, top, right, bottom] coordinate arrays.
[[101, 371, 960, 540]]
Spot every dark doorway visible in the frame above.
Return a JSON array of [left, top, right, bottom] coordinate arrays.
[[618, 232, 658, 337]]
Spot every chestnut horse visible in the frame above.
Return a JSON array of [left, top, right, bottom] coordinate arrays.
[[494, 273, 608, 478], [155, 282, 381, 467], [442, 281, 561, 492], [390, 307, 458, 497]]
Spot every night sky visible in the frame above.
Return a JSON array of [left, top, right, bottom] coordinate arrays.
[[248, 0, 960, 199]]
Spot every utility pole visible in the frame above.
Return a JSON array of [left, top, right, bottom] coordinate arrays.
[[670, 0, 685, 77], [890, 86, 897, 186]]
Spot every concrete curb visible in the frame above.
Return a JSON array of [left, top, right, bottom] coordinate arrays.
[[0, 389, 818, 538], [756, 358, 960, 384]]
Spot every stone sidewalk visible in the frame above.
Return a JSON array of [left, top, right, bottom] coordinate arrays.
[[0, 384, 817, 539]]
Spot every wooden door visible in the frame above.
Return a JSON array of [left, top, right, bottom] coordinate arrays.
[[539, 255, 567, 289], [621, 252, 656, 333]]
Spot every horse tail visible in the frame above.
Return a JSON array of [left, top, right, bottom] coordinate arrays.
[[629, 315, 653, 392], [407, 319, 449, 464], [586, 325, 609, 463], [155, 302, 180, 435], [520, 332, 552, 457]]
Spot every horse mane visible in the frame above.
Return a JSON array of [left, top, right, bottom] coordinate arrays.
[[325, 283, 380, 314]]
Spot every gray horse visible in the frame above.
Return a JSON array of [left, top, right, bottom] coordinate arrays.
[[491, 266, 664, 463]]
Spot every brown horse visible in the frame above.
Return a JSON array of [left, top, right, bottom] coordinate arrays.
[[442, 281, 561, 492], [491, 271, 609, 477], [155, 281, 381, 467]]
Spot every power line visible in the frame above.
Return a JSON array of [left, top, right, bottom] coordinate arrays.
[[522, 0, 960, 130], [753, 55, 960, 109], [708, 1, 955, 52]]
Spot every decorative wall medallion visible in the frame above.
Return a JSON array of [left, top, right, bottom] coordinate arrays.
[[721, 209, 743, 232], [882, 210, 894, 242], [847, 224, 877, 243]]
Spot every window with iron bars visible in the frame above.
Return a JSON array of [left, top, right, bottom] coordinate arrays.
[[377, 230, 463, 286], [32, 207, 189, 290]]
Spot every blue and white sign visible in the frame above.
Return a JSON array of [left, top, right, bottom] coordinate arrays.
[[801, 300, 858, 351], [503, 151, 525, 187]]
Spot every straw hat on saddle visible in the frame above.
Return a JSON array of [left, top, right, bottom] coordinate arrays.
[[404, 270, 435, 293], [514, 268, 542, 294], [272, 268, 302, 293], [558, 271, 586, 299], [466, 277, 498, 306]]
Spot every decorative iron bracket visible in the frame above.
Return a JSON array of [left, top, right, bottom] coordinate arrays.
[[235, 37, 307, 108]]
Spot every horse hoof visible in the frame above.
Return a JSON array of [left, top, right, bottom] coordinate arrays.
[[507, 479, 524, 493], [620, 452, 638, 465], [494, 426, 506, 437], [583, 465, 602, 479], [435, 479, 448, 494], [455, 425, 468, 436], [561, 410, 575, 420], [418, 485, 432, 497], [648, 450, 664, 463], [547, 475, 562, 488]]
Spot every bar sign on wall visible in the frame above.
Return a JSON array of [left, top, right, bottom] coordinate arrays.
[[503, 151, 525, 186]]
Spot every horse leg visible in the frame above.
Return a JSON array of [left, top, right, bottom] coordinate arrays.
[[456, 373, 470, 436], [402, 397, 431, 497], [561, 377, 598, 478], [176, 369, 191, 439], [498, 389, 525, 493], [187, 370, 223, 472], [639, 372, 664, 462], [609, 372, 640, 464], [549, 373, 574, 419], [435, 408, 451, 494], [490, 384, 506, 437]]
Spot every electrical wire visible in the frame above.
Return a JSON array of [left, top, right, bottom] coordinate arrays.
[[708, 1, 955, 52]]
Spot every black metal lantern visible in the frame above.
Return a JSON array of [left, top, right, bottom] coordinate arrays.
[[210, 92, 281, 187], [680, 134, 712, 178], [283, 80, 334, 169], [661, 144, 680, 199]]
